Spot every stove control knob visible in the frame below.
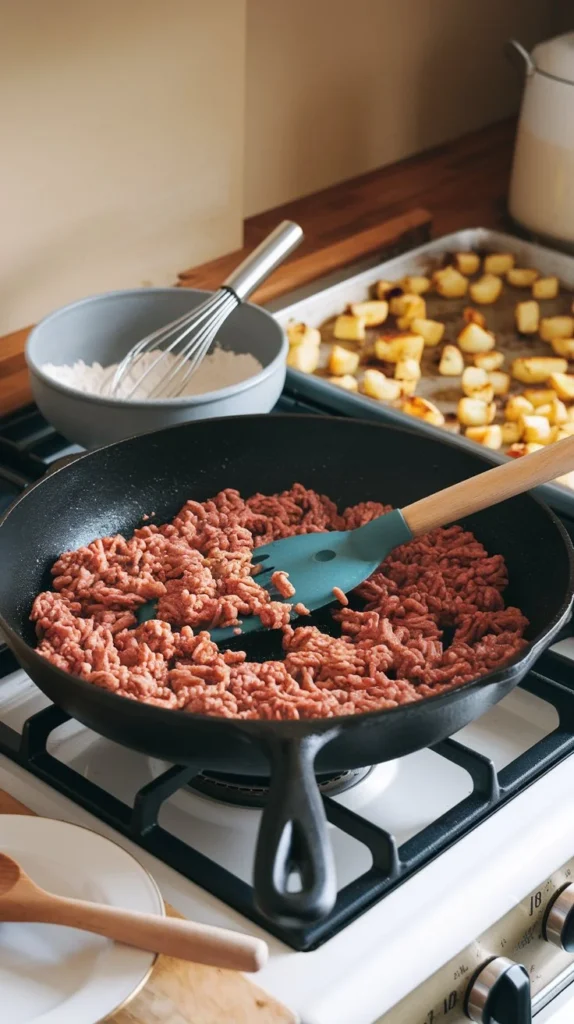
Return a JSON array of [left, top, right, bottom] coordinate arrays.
[[465, 956, 531, 1023], [545, 883, 574, 951]]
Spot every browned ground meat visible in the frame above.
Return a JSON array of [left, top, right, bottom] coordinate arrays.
[[30, 484, 528, 719]]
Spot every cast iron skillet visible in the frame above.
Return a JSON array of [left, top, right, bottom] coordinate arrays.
[[0, 415, 572, 928]]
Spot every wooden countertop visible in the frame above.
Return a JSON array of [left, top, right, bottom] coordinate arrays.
[[0, 118, 515, 416], [0, 790, 295, 1024]]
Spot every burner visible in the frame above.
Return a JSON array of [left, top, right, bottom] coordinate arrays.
[[187, 766, 374, 808]]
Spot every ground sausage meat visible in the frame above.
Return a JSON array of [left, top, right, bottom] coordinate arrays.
[[30, 484, 528, 719]]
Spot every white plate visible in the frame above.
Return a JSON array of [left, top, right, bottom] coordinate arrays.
[[0, 816, 163, 1024]]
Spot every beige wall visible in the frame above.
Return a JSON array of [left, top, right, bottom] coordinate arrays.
[[0, 0, 246, 335], [244, 0, 561, 216], [1, 0, 568, 339]]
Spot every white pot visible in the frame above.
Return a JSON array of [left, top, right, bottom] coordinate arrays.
[[508, 33, 574, 248]]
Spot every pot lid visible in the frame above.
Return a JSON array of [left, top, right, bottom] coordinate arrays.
[[533, 32, 574, 84]]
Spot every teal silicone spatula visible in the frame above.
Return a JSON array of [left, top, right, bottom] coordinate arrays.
[[138, 436, 574, 642]]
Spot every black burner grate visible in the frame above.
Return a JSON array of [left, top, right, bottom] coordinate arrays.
[[2, 400, 574, 951], [1, 656, 574, 951]]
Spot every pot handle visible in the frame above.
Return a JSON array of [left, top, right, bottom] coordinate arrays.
[[506, 39, 535, 77], [253, 733, 337, 925]]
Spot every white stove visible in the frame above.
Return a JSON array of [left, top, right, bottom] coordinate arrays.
[[3, 402, 574, 1023], [3, 638, 574, 1024]]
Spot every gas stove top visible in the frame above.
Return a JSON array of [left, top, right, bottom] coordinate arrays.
[[3, 397, 574, 1022]]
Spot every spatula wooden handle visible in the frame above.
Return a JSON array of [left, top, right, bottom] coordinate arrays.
[[401, 433, 574, 538], [31, 895, 267, 971]]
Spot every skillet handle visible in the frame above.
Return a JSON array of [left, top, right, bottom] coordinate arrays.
[[253, 733, 337, 925]]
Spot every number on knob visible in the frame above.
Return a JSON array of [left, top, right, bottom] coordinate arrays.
[[465, 956, 531, 1024], [545, 883, 574, 952]]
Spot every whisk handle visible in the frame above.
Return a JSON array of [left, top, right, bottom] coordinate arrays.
[[223, 221, 304, 302]]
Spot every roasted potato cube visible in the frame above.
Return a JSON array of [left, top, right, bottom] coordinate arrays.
[[399, 380, 418, 397], [532, 276, 559, 300], [287, 322, 321, 348], [374, 333, 424, 363], [558, 422, 574, 437], [401, 396, 445, 426], [508, 442, 544, 457], [361, 368, 402, 401], [328, 345, 360, 376], [394, 358, 421, 384], [523, 388, 558, 408], [507, 267, 539, 287], [457, 398, 496, 427], [462, 366, 489, 397], [469, 274, 503, 305], [375, 280, 393, 300], [410, 317, 445, 347], [457, 322, 495, 353], [472, 384, 495, 403], [463, 307, 487, 328], [287, 343, 320, 374], [505, 395, 535, 421], [433, 266, 469, 298], [515, 300, 540, 335], [400, 275, 431, 295], [334, 314, 366, 343], [326, 374, 359, 392], [540, 316, 574, 342], [349, 300, 389, 326], [397, 314, 421, 331], [548, 372, 574, 401], [465, 425, 502, 449], [501, 421, 523, 445], [551, 337, 574, 358], [390, 293, 426, 322], [567, 406, 574, 422], [474, 350, 504, 371], [454, 252, 480, 276], [387, 293, 409, 317], [484, 253, 515, 275], [439, 344, 464, 376], [507, 443, 523, 458], [537, 397, 568, 425], [520, 415, 553, 444], [488, 371, 511, 396], [511, 357, 568, 384]]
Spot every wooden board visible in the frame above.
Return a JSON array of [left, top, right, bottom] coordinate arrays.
[[0, 327, 33, 415], [0, 791, 295, 1024], [178, 207, 432, 302]]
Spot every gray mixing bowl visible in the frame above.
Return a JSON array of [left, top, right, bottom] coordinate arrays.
[[26, 288, 287, 448]]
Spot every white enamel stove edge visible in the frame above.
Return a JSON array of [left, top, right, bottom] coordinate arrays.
[[6, 744, 574, 1024], [379, 857, 574, 1023], [3, 650, 574, 1024]]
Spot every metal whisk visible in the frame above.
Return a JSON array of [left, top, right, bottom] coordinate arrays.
[[109, 221, 303, 400]]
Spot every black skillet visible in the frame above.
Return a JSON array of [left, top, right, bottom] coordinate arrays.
[[0, 415, 572, 927]]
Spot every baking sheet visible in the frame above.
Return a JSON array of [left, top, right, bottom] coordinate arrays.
[[273, 227, 574, 516]]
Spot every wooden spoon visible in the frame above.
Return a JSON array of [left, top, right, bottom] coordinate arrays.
[[0, 852, 267, 972], [205, 431, 574, 641]]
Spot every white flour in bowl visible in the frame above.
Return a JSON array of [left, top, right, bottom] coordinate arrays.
[[41, 347, 263, 400]]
